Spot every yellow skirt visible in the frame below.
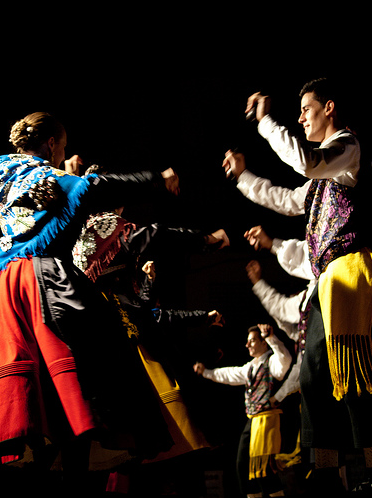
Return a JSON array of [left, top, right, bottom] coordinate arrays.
[[318, 249, 372, 400], [138, 345, 210, 464]]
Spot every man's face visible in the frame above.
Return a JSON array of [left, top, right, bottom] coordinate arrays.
[[298, 92, 328, 142], [246, 331, 267, 358]]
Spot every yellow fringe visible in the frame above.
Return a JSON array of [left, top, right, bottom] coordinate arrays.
[[249, 454, 270, 480], [326, 334, 372, 400], [319, 250, 372, 400], [248, 409, 282, 480], [275, 430, 301, 470]]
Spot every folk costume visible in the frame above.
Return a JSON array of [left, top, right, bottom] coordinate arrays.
[[73, 211, 213, 465], [258, 115, 372, 450], [0, 154, 174, 466], [201, 334, 291, 496]]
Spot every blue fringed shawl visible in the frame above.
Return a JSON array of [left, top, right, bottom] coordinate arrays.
[[0, 154, 96, 272]]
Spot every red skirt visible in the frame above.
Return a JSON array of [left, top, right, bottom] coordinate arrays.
[[0, 257, 96, 462]]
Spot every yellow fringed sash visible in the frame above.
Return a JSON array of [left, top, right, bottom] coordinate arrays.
[[247, 409, 282, 480], [318, 249, 372, 400]]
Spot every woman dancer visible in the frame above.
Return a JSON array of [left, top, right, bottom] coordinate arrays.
[[0, 112, 179, 493]]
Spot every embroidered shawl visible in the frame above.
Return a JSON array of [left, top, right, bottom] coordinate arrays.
[[305, 178, 360, 278], [0, 154, 95, 271], [73, 211, 135, 283]]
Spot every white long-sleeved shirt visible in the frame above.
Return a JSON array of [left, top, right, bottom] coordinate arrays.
[[274, 352, 302, 403], [202, 334, 292, 386], [257, 115, 360, 187], [252, 279, 316, 342], [271, 237, 315, 281], [251, 280, 316, 402], [237, 169, 310, 216]]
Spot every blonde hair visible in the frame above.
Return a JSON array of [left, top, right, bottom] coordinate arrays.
[[9, 112, 65, 154]]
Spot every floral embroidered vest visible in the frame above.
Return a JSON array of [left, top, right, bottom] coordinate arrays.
[[305, 179, 361, 278], [245, 354, 274, 416]]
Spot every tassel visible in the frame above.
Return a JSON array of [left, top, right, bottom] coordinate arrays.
[[249, 454, 270, 480], [326, 334, 372, 400]]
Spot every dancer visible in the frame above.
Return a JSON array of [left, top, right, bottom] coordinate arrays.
[[73, 201, 228, 495], [194, 324, 291, 498], [245, 78, 372, 493], [0, 111, 180, 493], [72, 198, 229, 458]]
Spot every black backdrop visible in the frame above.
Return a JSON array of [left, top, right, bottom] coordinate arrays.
[[0, 43, 370, 493]]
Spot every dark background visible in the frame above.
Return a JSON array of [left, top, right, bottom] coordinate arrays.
[[0, 20, 370, 494]]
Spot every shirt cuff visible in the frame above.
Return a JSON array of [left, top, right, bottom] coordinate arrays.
[[271, 238, 284, 255], [202, 368, 214, 380], [237, 168, 259, 186], [257, 114, 276, 139], [252, 279, 266, 294], [265, 334, 281, 348]]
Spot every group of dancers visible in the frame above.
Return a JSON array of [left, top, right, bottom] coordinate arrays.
[[0, 77, 371, 497]]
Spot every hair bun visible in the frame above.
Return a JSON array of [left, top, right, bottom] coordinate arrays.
[[9, 118, 30, 150], [9, 112, 64, 155]]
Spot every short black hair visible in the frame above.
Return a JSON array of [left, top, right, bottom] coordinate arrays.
[[299, 78, 332, 105], [299, 77, 348, 126], [247, 325, 264, 340]]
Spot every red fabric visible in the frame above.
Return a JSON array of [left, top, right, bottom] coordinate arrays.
[[82, 214, 135, 283], [106, 472, 130, 493], [0, 258, 96, 459]]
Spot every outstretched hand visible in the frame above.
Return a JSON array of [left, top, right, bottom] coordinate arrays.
[[208, 310, 225, 327], [142, 261, 156, 281], [245, 92, 271, 122], [193, 362, 205, 375], [161, 168, 180, 196], [244, 225, 273, 251], [206, 229, 230, 249], [65, 155, 83, 176], [222, 150, 246, 179], [246, 260, 262, 285]]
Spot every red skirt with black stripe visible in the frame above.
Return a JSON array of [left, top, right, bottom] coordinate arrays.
[[0, 257, 96, 463]]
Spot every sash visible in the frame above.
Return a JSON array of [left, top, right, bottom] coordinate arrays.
[[319, 248, 372, 400], [247, 408, 282, 480]]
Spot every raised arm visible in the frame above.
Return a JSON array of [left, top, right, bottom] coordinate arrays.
[[258, 115, 360, 184], [223, 150, 309, 216], [264, 330, 292, 381]]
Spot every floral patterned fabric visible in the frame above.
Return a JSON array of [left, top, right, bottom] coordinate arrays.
[[73, 212, 135, 283], [0, 154, 95, 271], [305, 178, 360, 278], [245, 354, 274, 416]]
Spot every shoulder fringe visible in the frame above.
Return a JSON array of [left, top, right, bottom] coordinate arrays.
[[0, 177, 91, 272]]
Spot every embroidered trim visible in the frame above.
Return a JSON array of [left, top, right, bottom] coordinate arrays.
[[112, 294, 140, 339], [305, 179, 358, 277]]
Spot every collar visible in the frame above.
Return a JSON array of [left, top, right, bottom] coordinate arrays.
[[250, 349, 271, 368], [320, 129, 351, 148]]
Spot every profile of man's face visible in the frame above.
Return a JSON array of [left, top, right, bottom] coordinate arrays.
[[298, 92, 329, 142], [246, 330, 267, 358]]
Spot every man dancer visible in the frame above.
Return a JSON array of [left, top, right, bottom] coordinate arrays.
[[244, 78, 372, 494], [194, 324, 291, 498]]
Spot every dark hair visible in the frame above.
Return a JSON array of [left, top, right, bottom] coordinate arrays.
[[247, 325, 264, 339], [9, 112, 65, 154], [299, 77, 348, 126]]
